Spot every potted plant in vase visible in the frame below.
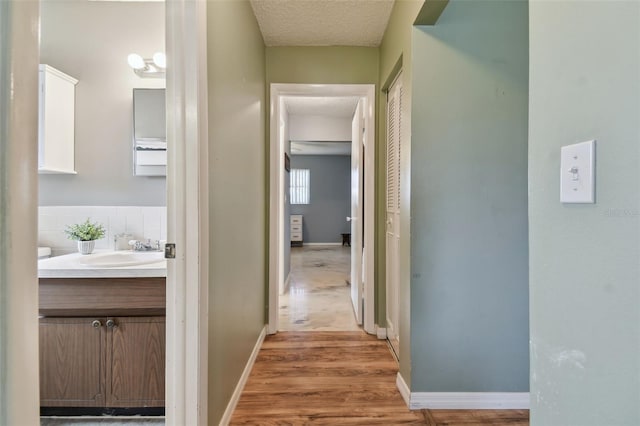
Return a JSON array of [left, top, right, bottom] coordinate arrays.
[[64, 218, 106, 255]]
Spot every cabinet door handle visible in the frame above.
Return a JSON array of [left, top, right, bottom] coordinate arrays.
[[106, 319, 117, 329], [91, 320, 102, 328]]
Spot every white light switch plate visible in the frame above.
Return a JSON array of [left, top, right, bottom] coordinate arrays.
[[560, 140, 595, 203]]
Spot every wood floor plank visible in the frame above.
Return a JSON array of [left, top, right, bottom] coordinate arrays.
[[262, 340, 385, 349], [230, 332, 528, 426], [426, 410, 530, 426], [264, 331, 371, 341]]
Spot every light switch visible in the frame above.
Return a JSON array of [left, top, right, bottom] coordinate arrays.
[[560, 140, 595, 203]]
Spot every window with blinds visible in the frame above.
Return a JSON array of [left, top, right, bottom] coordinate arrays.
[[290, 168, 310, 204]]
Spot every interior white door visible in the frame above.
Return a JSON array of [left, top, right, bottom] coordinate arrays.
[[350, 99, 364, 324], [386, 72, 402, 356]]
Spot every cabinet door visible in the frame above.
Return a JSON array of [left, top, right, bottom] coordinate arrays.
[[38, 64, 78, 174], [106, 316, 165, 407], [40, 317, 106, 407]]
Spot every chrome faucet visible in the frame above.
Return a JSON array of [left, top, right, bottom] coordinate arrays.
[[128, 239, 162, 252]]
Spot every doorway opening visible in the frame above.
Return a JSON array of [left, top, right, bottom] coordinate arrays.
[[268, 84, 376, 335], [37, 0, 168, 420], [279, 97, 358, 332], [30, 0, 209, 425]]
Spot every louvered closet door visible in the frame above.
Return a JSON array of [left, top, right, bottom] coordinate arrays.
[[386, 72, 402, 358]]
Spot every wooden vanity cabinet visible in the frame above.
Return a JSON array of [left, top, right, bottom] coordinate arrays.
[[107, 316, 165, 407], [39, 277, 165, 410], [39, 317, 107, 407]]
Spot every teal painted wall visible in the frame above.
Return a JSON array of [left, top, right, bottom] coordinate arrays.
[[206, 1, 266, 423], [529, 1, 640, 424], [410, 0, 529, 391]]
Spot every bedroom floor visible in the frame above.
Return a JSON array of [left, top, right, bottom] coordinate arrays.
[[279, 245, 360, 331]]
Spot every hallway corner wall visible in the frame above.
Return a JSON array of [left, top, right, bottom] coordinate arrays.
[[206, 2, 266, 424], [410, 0, 529, 392]]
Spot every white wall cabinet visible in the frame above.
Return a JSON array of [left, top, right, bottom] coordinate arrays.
[[290, 214, 303, 245], [38, 64, 78, 174]]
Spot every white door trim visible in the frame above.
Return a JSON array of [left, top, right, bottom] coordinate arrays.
[[350, 100, 364, 324], [0, 1, 40, 423], [385, 71, 403, 357], [268, 84, 376, 335], [165, 0, 209, 424]]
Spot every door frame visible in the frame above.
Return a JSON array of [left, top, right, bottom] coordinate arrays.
[[165, 0, 209, 424], [0, 1, 41, 423], [268, 83, 375, 335], [384, 70, 403, 358], [350, 100, 364, 325]]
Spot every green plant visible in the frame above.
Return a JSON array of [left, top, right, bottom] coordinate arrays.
[[64, 218, 106, 241]]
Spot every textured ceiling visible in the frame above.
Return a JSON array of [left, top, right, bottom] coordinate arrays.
[[285, 96, 359, 118], [250, 0, 395, 47]]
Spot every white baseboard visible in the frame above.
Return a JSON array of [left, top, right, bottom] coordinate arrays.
[[376, 326, 387, 339], [396, 373, 411, 407], [303, 242, 343, 246], [396, 373, 529, 410], [410, 392, 530, 409], [219, 326, 267, 425]]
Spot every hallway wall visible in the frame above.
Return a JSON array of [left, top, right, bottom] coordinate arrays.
[[529, 1, 640, 424], [410, 0, 529, 392], [266, 47, 378, 86], [206, 2, 266, 424]]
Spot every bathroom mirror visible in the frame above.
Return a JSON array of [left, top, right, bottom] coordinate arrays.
[[133, 88, 166, 176]]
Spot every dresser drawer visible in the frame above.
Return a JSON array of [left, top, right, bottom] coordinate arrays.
[[290, 215, 303, 225], [291, 232, 303, 241], [290, 224, 302, 233]]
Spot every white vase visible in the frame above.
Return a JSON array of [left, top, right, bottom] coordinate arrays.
[[77, 240, 96, 255]]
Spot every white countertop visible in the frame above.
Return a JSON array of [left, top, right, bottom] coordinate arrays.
[[38, 250, 167, 278]]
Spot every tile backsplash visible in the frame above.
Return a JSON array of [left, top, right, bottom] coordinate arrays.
[[39, 206, 167, 256]]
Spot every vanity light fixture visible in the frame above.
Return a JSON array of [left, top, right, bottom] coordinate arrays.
[[127, 52, 166, 78]]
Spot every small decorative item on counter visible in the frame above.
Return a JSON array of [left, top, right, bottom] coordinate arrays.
[[114, 233, 133, 250], [64, 218, 106, 255]]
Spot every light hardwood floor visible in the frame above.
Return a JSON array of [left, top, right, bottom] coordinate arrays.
[[230, 332, 529, 425]]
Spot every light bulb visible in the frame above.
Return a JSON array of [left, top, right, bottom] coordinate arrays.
[[153, 52, 166, 69], [127, 53, 145, 70]]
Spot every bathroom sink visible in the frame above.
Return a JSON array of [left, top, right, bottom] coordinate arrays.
[[78, 251, 165, 268]]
